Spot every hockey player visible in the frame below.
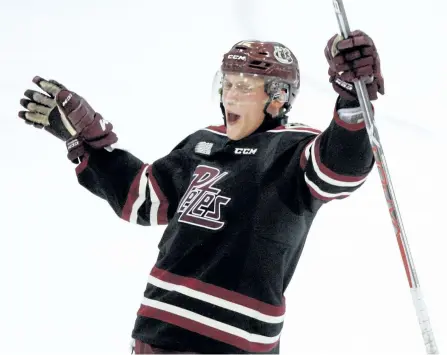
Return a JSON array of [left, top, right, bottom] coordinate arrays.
[[18, 30, 384, 354]]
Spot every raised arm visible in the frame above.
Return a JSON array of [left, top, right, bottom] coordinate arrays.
[[300, 96, 374, 203], [18, 76, 193, 226], [301, 29, 384, 203]]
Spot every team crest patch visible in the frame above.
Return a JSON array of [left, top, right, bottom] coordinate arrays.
[[273, 45, 294, 64], [195, 142, 213, 156]]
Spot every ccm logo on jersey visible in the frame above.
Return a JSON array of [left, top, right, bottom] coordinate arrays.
[[234, 148, 257, 155], [227, 55, 246, 61]]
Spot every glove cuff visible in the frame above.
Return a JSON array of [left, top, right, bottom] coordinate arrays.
[[66, 132, 118, 164], [66, 136, 86, 163]]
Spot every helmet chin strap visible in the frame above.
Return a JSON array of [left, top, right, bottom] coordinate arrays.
[[220, 102, 228, 127]]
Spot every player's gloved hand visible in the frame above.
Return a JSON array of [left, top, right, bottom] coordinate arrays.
[[19, 76, 117, 161], [324, 30, 384, 101]]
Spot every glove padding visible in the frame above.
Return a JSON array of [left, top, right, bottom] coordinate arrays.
[[19, 76, 118, 161], [18, 77, 73, 140], [324, 30, 384, 100]]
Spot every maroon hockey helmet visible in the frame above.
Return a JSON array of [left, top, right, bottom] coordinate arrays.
[[220, 40, 300, 118]]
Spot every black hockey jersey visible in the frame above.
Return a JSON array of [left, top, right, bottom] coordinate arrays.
[[75, 99, 374, 354]]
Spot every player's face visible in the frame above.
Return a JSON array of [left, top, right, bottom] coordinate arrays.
[[221, 74, 270, 140]]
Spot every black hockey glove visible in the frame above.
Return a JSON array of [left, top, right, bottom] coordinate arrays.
[[324, 30, 384, 101], [18, 76, 118, 161], [18, 77, 73, 141]]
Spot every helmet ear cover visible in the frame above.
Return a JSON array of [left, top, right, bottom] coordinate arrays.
[[263, 79, 292, 119]]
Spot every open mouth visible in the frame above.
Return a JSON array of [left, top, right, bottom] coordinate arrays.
[[226, 112, 241, 125]]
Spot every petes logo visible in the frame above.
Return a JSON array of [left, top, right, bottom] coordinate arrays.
[[273, 45, 294, 64], [177, 165, 231, 230]]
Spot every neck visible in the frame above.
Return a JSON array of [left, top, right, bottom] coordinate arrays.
[[253, 115, 284, 134]]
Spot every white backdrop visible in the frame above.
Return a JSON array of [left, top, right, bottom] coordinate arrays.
[[0, 0, 445, 354]]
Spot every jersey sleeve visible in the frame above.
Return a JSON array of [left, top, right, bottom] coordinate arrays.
[[300, 96, 375, 203], [74, 136, 193, 226]]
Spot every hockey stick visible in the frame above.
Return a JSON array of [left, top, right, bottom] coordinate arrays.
[[331, 1, 439, 354]]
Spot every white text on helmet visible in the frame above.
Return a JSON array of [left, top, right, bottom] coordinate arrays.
[[228, 55, 246, 61]]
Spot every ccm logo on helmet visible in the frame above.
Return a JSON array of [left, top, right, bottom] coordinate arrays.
[[228, 55, 246, 61], [234, 148, 257, 155]]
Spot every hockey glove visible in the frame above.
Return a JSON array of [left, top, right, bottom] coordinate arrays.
[[19, 76, 117, 161], [324, 30, 384, 101]]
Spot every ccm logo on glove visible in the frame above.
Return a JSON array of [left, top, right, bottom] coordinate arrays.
[[62, 92, 73, 107]]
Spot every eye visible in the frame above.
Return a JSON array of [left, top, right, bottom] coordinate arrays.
[[234, 83, 254, 93], [239, 85, 253, 93], [222, 80, 256, 94], [222, 81, 232, 90]]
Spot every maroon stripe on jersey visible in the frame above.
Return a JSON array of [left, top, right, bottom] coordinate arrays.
[[313, 135, 368, 182], [147, 165, 169, 225], [306, 183, 349, 202], [206, 125, 227, 134], [151, 267, 285, 317], [334, 109, 366, 131], [75, 152, 90, 175], [121, 164, 149, 222], [138, 305, 280, 353], [299, 139, 315, 169]]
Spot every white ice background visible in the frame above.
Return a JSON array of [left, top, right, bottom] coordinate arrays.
[[0, 0, 446, 354]]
